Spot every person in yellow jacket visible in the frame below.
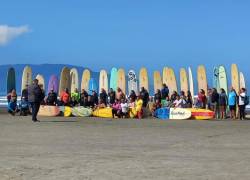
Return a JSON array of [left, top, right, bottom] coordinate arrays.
[[129, 95, 143, 119]]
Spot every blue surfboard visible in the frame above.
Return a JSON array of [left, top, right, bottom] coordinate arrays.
[[88, 78, 98, 94], [155, 108, 170, 120]]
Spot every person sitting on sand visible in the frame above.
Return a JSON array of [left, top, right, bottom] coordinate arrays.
[[60, 88, 70, 106], [140, 87, 149, 108], [108, 88, 116, 105], [71, 88, 80, 106], [154, 89, 162, 102], [120, 99, 129, 118], [116, 88, 125, 101], [170, 91, 178, 103], [151, 99, 162, 117], [161, 96, 171, 108], [7, 89, 19, 116], [186, 91, 193, 108], [100, 88, 108, 106], [46, 89, 57, 106], [173, 95, 186, 108], [80, 89, 88, 106], [90, 91, 99, 108], [112, 99, 122, 118], [133, 95, 143, 119], [197, 89, 207, 109], [129, 90, 137, 103]]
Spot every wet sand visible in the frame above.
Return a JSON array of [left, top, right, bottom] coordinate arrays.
[[0, 114, 250, 180]]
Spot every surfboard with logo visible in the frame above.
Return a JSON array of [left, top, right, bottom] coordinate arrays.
[[197, 65, 208, 95], [81, 69, 91, 92], [139, 67, 149, 91], [48, 75, 59, 93], [155, 108, 191, 120], [99, 70, 108, 93], [169, 108, 192, 120], [70, 68, 79, 93], [7, 67, 16, 94], [128, 70, 138, 94], [117, 68, 126, 94], [21, 66, 32, 92], [188, 67, 194, 100], [59, 67, 70, 96], [239, 72, 246, 89], [36, 74, 45, 91], [153, 71, 162, 93], [110, 67, 118, 91], [231, 64, 239, 92], [213, 66, 220, 92], [218, 65, 228, 95], [180, 68, 188, 94]]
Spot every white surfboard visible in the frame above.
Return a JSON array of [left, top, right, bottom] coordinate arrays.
[[240, 72, 246, 89], [188, 67, 194, 100], [169, 108, 192, 120], [128, 70, 138, 94]]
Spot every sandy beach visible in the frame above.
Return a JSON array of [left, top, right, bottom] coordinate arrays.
[[0, 114, 250, 180]]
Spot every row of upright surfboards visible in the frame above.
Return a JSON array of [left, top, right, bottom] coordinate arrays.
[[6, 64, 246, 97]]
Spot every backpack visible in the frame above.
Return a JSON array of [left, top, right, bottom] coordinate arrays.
[[244, 96, 249, 105]]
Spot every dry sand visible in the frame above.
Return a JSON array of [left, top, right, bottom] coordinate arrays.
[[0, 114, 250, 180]]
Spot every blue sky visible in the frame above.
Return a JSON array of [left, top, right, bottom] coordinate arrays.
[[0, 0, 249, 75]]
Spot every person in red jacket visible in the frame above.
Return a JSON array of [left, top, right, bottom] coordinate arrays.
[[60, 88, 70, 106]]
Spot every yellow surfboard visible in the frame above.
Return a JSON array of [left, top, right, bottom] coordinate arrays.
[[59, 67, 70, 96], [162, 67, 177, 94], [117, 68, 126, 94], [180, 68, 188, 94], [197, 65, 208, 95], [139, 67, 149, 91], [81, 69, 91, 92], [64, 106, 72, 117], [153, 71, 162, 93], [93, 108, 113, 118], [99, 69, 108, 93], [70, 68, 79, 93], [231, 64, 239, 92], [21, 66, 32, 92], [36, 74, 45, 91]]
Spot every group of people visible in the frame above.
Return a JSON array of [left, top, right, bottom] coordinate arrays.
[[7, 78, 249, 121]]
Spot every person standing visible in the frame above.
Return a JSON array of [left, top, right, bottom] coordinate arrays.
[[46, 89, 57, 106], [140, 87, 149, 108], [238, 88, 247, 120], [228, 87, 237, 119], [211, 88, 220, 119], [161, 84, 169, 99], [219, 88, 228, 119], [108, 88, 116, 105], [28, 79, 44, 122]]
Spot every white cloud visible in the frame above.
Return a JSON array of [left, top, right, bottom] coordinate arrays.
[[0, 25, 30, 46]]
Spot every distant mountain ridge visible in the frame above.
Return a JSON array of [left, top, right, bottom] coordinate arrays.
[[0, 64, 154, 96], [0, 64, 98, 95]]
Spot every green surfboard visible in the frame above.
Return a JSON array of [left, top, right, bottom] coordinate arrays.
[[110, 67, 118, 91], [7, 67, 16, 94], [218, 65, 228, 95]]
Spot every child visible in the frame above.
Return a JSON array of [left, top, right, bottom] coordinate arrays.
[[120, 99, 129, 118]]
